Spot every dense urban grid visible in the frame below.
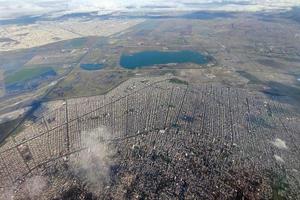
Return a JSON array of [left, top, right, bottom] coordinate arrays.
[[0, 79, 299, 199]]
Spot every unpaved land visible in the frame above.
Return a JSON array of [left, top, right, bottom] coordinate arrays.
[[0, 19, 143, 51]]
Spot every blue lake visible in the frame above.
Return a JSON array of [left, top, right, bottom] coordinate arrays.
[[80, 63, 104, 70], [120, 50, 209, 69]]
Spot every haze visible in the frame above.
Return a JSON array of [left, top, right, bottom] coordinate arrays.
[[1, 0, 300, 19]]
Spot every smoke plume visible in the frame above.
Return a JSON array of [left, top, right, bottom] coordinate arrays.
[[69, 126, 115, 192]]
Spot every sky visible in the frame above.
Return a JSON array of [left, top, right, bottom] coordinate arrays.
[[0, 0, 300, 20]]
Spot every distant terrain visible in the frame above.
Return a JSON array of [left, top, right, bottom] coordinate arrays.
[[0, 9, 300, 199], [0, 19, 143, 51], [0, 9, 300, 131]]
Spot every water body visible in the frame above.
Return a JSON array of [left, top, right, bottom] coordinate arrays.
[[80, 64, 104, 70], [120, 50, 209, 69]]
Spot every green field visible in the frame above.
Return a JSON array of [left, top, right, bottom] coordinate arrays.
[[5, 67, 56, 85], [0, 118, 23, 144], [169, 78, 189, 85]]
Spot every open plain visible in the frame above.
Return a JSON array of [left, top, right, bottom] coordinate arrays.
[[0, 19, 143, 52]]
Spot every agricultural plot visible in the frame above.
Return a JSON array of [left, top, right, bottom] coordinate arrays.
[[4, 67, 57, 95], [0, 19, 143, 52], [5, 67, 56, 85]]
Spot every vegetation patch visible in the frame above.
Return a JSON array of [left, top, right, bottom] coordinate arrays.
[[5, 67, 56, 85], [169, 78, 188, 85], [80, 63, 104, 71], [64, 37, 88, 49], [268, 170, 291, 200], [236, 70, 263, 85], [0, 118, 23, 144]]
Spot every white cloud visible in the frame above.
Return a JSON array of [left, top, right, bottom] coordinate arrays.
[[274, 154, 285, 163], [0, 0, 67, 19], [271, 138, 288, 150], [0, 0, 300, 20]]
